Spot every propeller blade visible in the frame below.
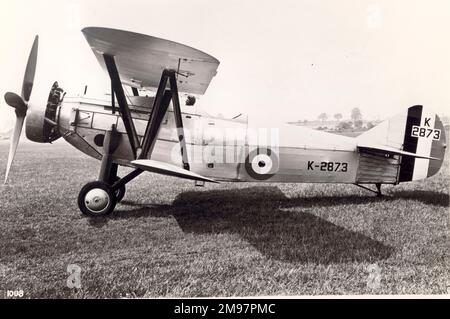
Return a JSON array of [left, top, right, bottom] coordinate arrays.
[[22, 35, 39, 102], [3, 35, 39, 183], [4, 115, 25, 184], [4, 92, 27, 116]]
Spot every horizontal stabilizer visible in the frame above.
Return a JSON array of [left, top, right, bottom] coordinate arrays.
[[357, 143, 441, 160], [131, 159, 218, 183]]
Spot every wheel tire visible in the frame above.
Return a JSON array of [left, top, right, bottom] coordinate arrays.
[[78, 181, 117, 217], [113, 177, 126, 203]]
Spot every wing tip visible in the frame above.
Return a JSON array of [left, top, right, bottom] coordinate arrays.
[[81, 26, 220, 64]]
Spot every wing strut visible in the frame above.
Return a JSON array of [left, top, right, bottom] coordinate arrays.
[[140, 69, 190, 170], [103, 54, 141, 158], [169, 72, 190, 170], [102, 55, 190, 169], [110, 82, 116, 114]]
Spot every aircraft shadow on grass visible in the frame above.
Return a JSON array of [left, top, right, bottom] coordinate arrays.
[[387, 189, 449, 207], [102, 185, 449, 264]]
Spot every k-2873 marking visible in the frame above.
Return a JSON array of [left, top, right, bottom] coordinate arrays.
[[307, 161, 348, 172], [411, 125, 441, 141]]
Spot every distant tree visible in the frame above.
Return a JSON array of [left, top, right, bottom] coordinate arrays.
[[351, 108, 362, 124], [354, 120, 363, 129], [318, 113, 328, 122], [334, 113, 343, 121], [337, 121, 352, 130]]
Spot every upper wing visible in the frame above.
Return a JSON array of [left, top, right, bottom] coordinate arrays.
[[82, 27, 220, 95]]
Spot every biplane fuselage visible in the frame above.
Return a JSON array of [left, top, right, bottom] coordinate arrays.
[[57, 95, 359, 184], [55, 95, 444, 185]]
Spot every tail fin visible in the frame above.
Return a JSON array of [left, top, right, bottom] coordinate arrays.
[[357, 105, 447, 182]]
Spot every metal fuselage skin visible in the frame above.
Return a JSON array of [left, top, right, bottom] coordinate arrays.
[[55, 95, 399, 184]]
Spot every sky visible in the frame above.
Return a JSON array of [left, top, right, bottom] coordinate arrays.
[[0, 0, 449, 132]]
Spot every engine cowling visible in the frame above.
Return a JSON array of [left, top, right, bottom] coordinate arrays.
[[26, 81, 63, 143]]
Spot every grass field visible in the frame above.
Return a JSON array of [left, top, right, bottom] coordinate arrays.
[[0, 139, 448, 298]]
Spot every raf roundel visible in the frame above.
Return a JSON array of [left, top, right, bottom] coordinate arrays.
[[245, 148, 279, 180], [251, 154, 273, 175]]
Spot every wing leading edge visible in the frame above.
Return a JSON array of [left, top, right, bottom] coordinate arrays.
[[82, 27, 220, 95]]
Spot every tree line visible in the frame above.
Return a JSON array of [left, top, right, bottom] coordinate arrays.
[[316, 107, 373, 130]]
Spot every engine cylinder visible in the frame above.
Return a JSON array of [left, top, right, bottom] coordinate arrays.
[[26, 81, 63, 143]]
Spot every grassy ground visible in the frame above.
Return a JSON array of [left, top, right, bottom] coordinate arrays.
[[0, 140, 448, 298]]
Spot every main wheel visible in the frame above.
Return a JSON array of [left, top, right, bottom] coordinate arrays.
[[113, 177, 126, 203], [78, 181, 117, 217]]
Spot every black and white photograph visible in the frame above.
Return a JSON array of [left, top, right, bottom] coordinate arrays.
[[0, 0, 448, 306]]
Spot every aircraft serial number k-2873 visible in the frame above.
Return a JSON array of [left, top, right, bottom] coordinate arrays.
[[3, 27, 447, 217]]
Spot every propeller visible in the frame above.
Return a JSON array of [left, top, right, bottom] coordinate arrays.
[[3, 35, 38, 184]]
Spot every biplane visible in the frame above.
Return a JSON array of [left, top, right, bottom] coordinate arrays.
[[3, 27, 447, 216]]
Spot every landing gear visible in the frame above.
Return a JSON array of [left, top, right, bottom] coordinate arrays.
[[375, 183, 382, 197], [77, 124, 125, 217], [77, 177, 126, 217], [113, 176, 126, 203], [77, 124, 142, 217], [78, 181, 117, 217], [354, 183, 383, 196]]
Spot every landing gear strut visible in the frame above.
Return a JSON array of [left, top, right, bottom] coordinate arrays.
[[354, 183, 383, 197], [375, 183, 382, 197], [113, 176, 126, 203]]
